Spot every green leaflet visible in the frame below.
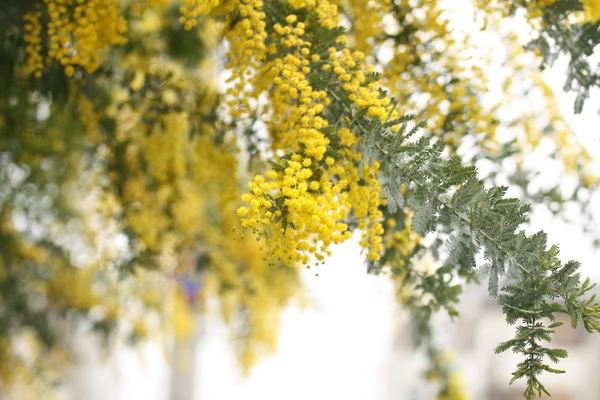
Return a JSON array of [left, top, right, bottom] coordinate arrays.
[[359, 114, 600, 399], [522, 0, 600, 113]]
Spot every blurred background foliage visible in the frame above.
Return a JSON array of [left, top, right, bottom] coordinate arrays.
[[0, 0, 598, 398]]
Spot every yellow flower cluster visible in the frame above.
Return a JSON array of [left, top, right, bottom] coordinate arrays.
[[0, 190, 169, 396], [233, 0, 424, 265], [582, 0, 600, 22], [436, 372, 471, 400], [335, 132, 387, 261], [22, 0, 226, 78], [47, 265, 101, 312], [238, 154, 353, 266], [238, 149, 389, 265], [348, 164, 386, 260], [131, 0, 170, 14], [336, 0, 392, 55], [340, 0, 597, 193], [330, 47, 400, 123], [75, 12, 302, 369], [108, 76, 197, 251], [224, 0, 268, 118], [23, 0, 128, 77], [475, 0, 597, 28], [0, 332, 67, 400], [22, 6, 44, 78], [223, 0, 342, 149], [179, 0, 221, 30], [376, 2, 498, 151], [471, 7, 598, 186], [528, 75, 596, 186], [268, 25, 331, 158], [515, 0, 599, 23], [383, 214, 421, 268]]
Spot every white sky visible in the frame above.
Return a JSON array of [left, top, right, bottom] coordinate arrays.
[[195, 236, 396, 400]]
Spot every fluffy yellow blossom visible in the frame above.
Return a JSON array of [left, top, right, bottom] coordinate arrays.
[[22, 0, 128, 77], [234, 0, 409, 265], [132, 0, 170, 13], [582, 0, 600, 22], [179, 0, 221, 30], [22, 7, 44, 77], [238, 155, 355, 267]]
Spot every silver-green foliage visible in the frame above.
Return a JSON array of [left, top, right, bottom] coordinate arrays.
[[351, 104, 600, 398]]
